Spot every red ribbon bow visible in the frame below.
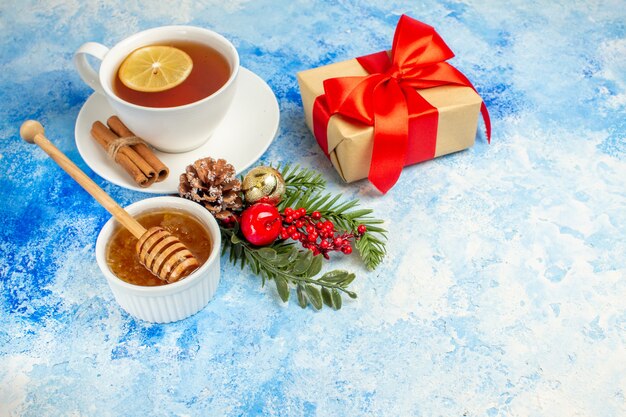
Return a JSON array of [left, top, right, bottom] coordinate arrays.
[[313, 15, 491, 193]]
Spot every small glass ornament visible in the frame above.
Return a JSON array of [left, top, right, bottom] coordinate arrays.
[[242, 166, 286, 205]]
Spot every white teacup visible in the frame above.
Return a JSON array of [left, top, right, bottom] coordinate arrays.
[[74, 26, 239, 153]]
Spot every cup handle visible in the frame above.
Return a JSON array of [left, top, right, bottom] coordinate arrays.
[[74, 42, 110, 95]]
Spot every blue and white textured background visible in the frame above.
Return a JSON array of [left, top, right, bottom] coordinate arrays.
[[1, 1, 625, 416]]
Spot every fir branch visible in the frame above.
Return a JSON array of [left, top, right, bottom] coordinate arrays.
[[220, 226, 356, 310], [218, 164, 385, 309]]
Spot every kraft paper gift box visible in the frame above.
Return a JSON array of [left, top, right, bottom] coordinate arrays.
[[296, 15, 490, 193]]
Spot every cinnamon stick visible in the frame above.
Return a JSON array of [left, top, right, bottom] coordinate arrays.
[[90, 121, 156, 188], [107, 116, 169, 182]]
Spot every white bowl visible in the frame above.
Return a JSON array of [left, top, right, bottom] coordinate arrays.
[[95, 196, 221, 323]]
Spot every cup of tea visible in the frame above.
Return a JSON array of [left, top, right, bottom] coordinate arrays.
[[74, 26, 239, 153]]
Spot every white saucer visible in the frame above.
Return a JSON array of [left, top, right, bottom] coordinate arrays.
[[75, 67, 279, 194]]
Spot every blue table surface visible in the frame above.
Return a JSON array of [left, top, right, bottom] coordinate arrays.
[[1, 1, 625, 416]]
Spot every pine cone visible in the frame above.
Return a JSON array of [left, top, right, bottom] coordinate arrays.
[[179, 157, 243, 221]]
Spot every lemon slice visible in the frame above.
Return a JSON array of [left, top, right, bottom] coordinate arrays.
[[118, 45, 193, 92]]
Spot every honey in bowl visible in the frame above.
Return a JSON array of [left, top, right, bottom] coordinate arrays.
[[106, 209, 212, 286], [113, 40, 231, 108]]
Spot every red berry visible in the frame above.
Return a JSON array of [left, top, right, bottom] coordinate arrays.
[[297, 208, 307, 217], [306, 225, 315, 234], [307, 232, 318, 242], [291, 231, 301, 241], [333, 238, 344, 247], [241, 203, 282, 246], [311, 211, 322, 220], [320, 240, 330, 249], [315, 222, 323, 229], [295, 220, 304, 228], [284, 207, 294, 216], [284, 215, 294, 224], [280, 231, 290, 240], [287, 225, 297, 235], [323, 220, 334, 231], [357, 224, 367, 234], [341, 245, 353, 254]]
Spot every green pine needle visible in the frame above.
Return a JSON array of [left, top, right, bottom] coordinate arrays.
[[274, 163, 326, 195], [221, 226, 355, 310]]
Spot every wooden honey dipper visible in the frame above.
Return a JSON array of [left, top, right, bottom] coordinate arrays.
[[20, 120, 199, 283]]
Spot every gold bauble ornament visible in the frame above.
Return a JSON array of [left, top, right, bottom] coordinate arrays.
[[242, 166, 286, 205]]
